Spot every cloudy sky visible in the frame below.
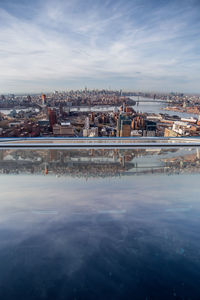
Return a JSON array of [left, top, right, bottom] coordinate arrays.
[[0, 0, 199, 93]]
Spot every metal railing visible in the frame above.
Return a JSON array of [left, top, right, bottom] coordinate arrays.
[[0, 137, 200, 148]]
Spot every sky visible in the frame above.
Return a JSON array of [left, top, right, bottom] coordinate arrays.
[[0, 0, 199, 94]]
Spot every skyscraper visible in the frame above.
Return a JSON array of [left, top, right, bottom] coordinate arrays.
[[42, 94, 46, 105], [48, 108, 57, 130]]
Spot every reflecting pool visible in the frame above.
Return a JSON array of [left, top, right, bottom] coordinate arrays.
[[0, 147, 200, 299]]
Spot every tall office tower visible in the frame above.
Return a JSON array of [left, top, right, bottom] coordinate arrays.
[[84, 117, 90, 130], [27, 95, 31, 102], [123, 102, 126, 112], [117, 115, 131, 137], [42, 94, 46, 105], [48, 108, 57, 130], [120, 124, 131, 137]]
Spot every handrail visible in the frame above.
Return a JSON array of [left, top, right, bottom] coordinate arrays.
[[0, 137, 200, 148]]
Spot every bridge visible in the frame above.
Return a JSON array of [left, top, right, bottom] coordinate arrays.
[[135, 99, 171, 103]]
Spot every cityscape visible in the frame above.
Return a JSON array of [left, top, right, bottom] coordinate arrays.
[[1, 89, 200, 138], [1, 0, 200, 299]]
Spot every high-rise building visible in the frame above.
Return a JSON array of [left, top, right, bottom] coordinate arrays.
[[117, 115, 131, 137], [84, 117, 90, 130], [42, 94, 46, 105], [48, 108, 57, 130], [27, 95, 31, 102], [120, 124, 131, 137]]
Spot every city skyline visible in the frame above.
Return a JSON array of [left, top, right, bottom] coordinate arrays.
[[0, 0, 200, 94]]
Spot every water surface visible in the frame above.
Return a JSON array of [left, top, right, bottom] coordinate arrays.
[[0, 148, 200, 299]]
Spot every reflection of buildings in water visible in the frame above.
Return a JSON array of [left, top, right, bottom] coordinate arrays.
[[49, 149, 59, 162], [197, 148, 200, 159], [161, 147, 200, 174], [0, 148, 172, 162], [44, 163, 48, 175], [1, 147, 198, 178]]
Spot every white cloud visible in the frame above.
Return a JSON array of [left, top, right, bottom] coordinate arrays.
[[0, 0, 199, 93]]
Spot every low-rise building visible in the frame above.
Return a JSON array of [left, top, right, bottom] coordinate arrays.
[[53, 124, 75, 137]]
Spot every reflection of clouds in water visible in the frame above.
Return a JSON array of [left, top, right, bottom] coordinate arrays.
[[0, 217, 130, 277], [98, 209, 126, 214], [32, 210, 58, 215], [0, 172, 200, 231], [1, 149, 200, 297], [1, 211, 200, 299], [0, 173, 200, 297], [165, 206, 192, 213]]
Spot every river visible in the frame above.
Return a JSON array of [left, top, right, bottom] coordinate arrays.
[[130, 96, 198, 118], [0, 107, 39, 115], [70, 96, 197, 119], [0, 97, 197, 119]]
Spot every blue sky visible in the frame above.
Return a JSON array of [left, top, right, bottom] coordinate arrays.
[[0, 0, 199, 93]]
